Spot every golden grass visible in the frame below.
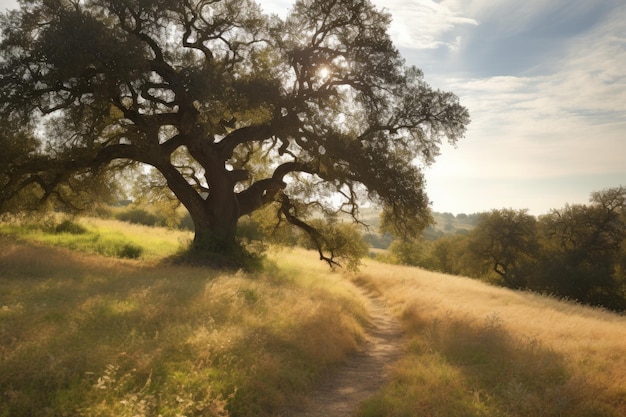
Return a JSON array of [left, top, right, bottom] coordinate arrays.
[[354, 260, 626, 417], [4, 215, 625, 417], [0, 239, 369, 417]]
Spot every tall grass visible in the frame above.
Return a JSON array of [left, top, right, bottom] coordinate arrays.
[[353, 261, 626, 417], [0, 237, 368, 417]]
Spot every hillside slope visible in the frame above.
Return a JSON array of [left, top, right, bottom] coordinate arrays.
[[352, 260, 626, 417]]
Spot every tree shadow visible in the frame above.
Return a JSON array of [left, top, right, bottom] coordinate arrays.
[[0, 239, 218, 416]]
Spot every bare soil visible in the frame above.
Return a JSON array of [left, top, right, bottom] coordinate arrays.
[[277, 287, 404, 416]]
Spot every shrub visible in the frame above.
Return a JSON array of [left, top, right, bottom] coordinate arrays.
[[178, 211, 194, 231], [55, 219, 87, 235], [115, 208, 163, 227], [117, 243, 143, 259]]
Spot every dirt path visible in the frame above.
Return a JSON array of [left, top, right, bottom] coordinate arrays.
[[279, 288, 404, 417]]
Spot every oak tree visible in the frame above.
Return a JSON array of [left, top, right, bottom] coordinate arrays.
[[0, 0, 469, 265], [469, 209, 538, 289], [538, 187, 626, 308]]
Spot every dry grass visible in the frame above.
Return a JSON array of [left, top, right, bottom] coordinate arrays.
[[354, 260, 626, 417], [0, 239, 368, 417], [4, 214, 625, 417]]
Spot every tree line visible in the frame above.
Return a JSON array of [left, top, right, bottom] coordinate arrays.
[[386, 187, 626, 311]]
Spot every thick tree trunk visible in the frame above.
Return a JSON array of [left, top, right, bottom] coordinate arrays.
[[154, 149, 246, 266], [191, 194, 239, 256], [182, 196, 248, 267]]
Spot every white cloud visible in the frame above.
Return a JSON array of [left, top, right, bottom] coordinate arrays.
[[258, 0, 293, 17], [429, 3, 626, 174], [370, 1, 626, 213], [378, 0, 478, 50]]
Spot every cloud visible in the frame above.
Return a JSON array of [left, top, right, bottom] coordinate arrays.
[[461, 0, 613, 36], [380, 0, 478, 51], [258, 0, 293, 17], [417, 2, 626, 214], [431, 3, 625, 162]]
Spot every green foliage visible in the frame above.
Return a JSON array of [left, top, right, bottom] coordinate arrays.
[[468, 209, 538, 289], [235, 205, 369, 270], [362, 232, 393, 250], [427, 234, 473, 275], [117, 243, 143, 259], [384, 238, 434, 269], [115, 208, 164, 227], [298, 220, 369, 271], [54, 219, 88, 235], [535, 188, 626, 309]]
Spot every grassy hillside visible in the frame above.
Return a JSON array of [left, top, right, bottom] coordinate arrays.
[[2, 217, 625, 417], [353, 261, 626, 417]]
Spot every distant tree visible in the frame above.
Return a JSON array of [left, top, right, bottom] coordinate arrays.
[[537, 187, 626, 309], [386, 238, 432, 267], [0, 0, 468, 266], [362, 232, 393, 250], [422, 225, 445, 241], [428, 234, 469, 274], [469, 209, 538, 289], [442, 212, 455, 220]]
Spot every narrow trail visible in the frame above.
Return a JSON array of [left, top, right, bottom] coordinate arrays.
[[279, 287, 404, 417]]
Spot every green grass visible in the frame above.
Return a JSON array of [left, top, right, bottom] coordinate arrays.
[[0, 216, 191, 260]]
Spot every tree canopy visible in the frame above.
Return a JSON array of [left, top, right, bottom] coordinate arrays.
[[0, 0, 469, 266]]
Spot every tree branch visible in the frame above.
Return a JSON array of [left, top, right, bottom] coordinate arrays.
[[237, 161, 313, 217], [278, 192, 341, 269], [215, 124, 274, 160]]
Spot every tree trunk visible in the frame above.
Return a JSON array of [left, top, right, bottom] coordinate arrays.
[[155, 152, 246, 267], [191, 193, 240, 257]]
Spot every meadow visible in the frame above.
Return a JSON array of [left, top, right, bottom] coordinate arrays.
[[1, 217, 625, 416]]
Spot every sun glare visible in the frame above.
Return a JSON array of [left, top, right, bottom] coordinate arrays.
[[318, 66, 330, 80]]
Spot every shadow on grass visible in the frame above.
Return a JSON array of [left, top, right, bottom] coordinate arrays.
[[0, 238, 221, 416], [357, 308, 621, 417]]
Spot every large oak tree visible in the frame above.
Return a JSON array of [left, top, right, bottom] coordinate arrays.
[[0, 0, 469, 265]]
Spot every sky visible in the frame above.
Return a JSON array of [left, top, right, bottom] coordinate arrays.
[[1, 0, 624, 216]]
